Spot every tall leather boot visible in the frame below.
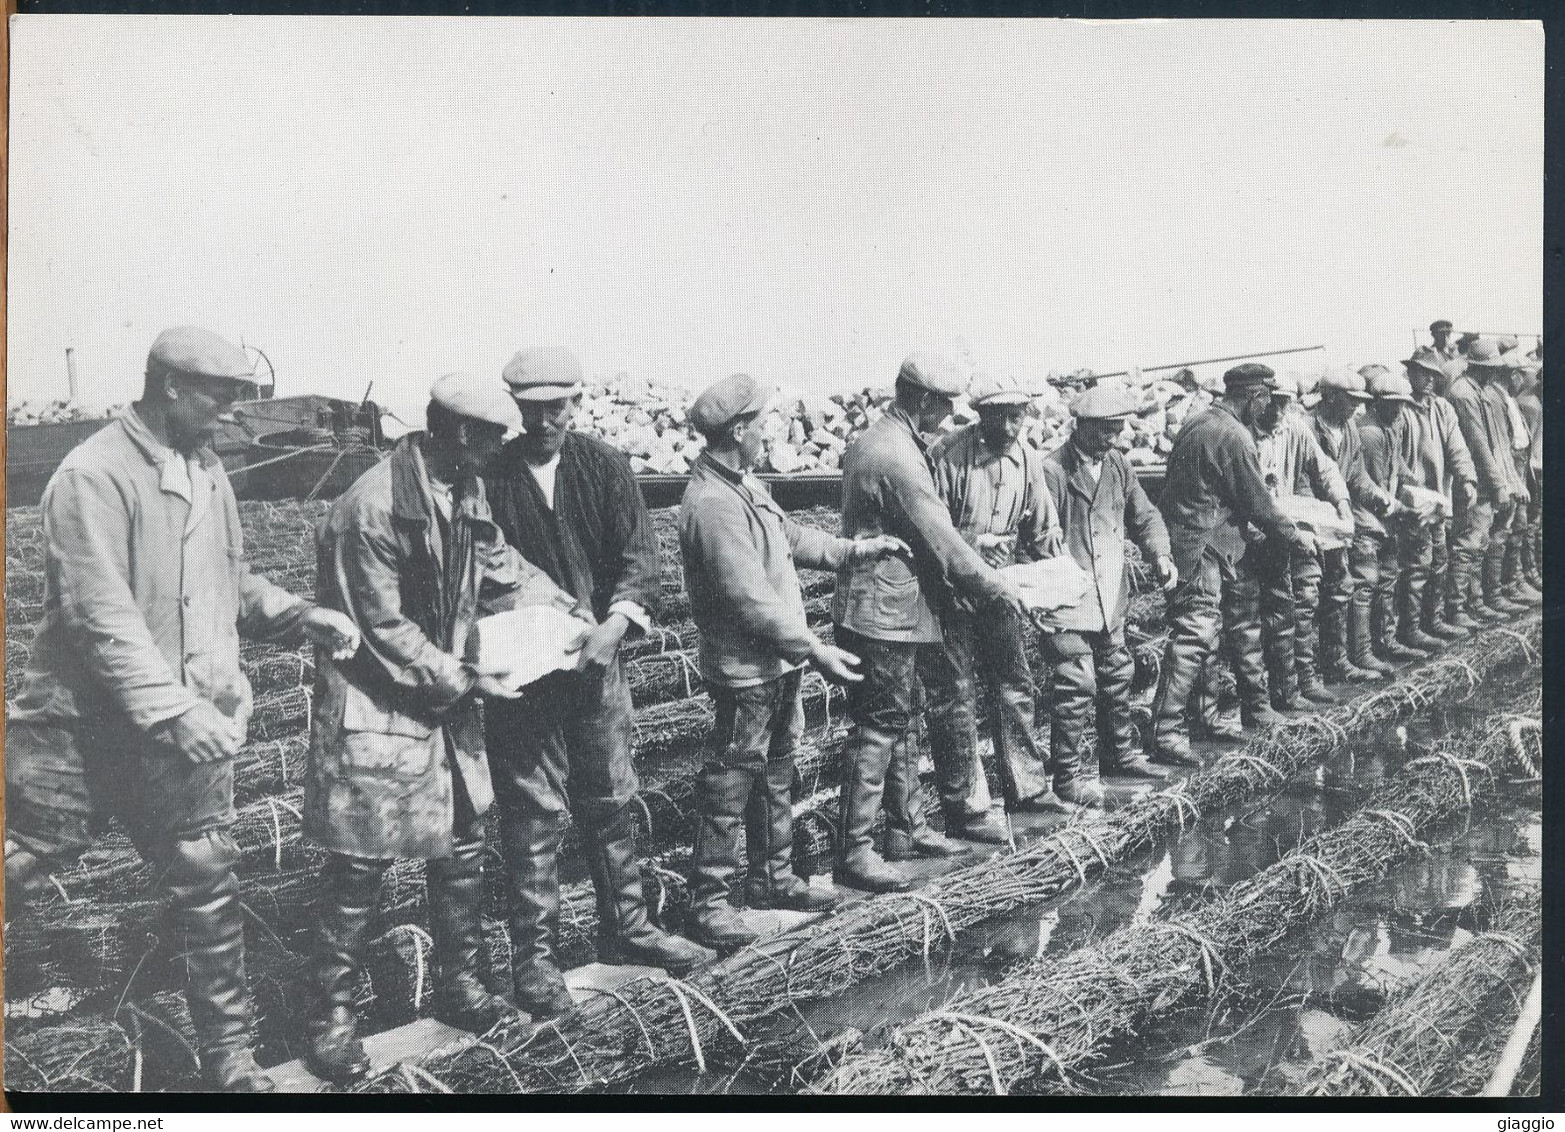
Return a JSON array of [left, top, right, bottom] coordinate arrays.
[[303, 853, 381, 1085], [1481, 555, 1527, 616], [883, 733, 964, 860], [1504, 537, 1542, 605], [1319, 605, 1379, 683], [1421, 564, 1469, 641], [426, 832, 521, 1035], [835, 725, 912, 893], [1265, 634, 1308, 711], [1348, 602, 1395, 677], [163, 832, 275, 1093], [1457, 559, 1504, 625], [589, 805, 717, 974], [1293, 603, 1338, 703], [1372, 581, 1426, 663], [1191, 656, 1242, 741], [1396, 568, 1445, 652], [497, 809, 574, 1020], [686, 763, 762, 953], [744, 756, 838, 912], [1148, 636, 1205, 767], [1522, 526, 1543, 591]]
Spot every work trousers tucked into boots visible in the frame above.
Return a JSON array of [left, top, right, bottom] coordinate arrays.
[[1043, 627, 1137, 774], [1482, 499, 1521, 610], [1427, 519, 1458, 625], [1256, 535, 1302, 705], [920, 603, 1053, 809], [688, 671, 815, 939], [1150, 547, 1267, 755], [1449, 496, 1492, 617], [1393, 520, 1436, 645], [1317, 545, 1359, 676], [165, 830, 274, 1092], [1369, 531, 1401, 650]]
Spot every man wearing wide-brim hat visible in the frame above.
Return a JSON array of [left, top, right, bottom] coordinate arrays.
[[924, 372, 1070, 819], [1146, 363, 1314, 767], [1400, 347, 1480, 640], [676, 373, 909, 953], [301, 372, 592, 1083], [832, 351, 1031, 893], [5, 327, 362, 1091], [1041, 382, 1177, 786], [1443, 339, 1533, 620]]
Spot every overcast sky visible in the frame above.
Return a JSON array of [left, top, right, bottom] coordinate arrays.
[[7, 16, 1544, 420]]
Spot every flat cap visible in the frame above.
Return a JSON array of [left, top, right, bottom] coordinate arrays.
[[503, 346, 584, 401], [1223, 362, 1276, 391], [430, 372, 526, 430], [1069, 382, 1140, 420], [1269, 372, 1300, 399], [1403, 347, 1446, 376], [148, 326, 255, 382], [1430, 319, 1453, 333], [969, 372, 1033, 406], [1366, 371, 1415, 403], [689, 373, 771, 438], [1319, 367, 1372, 400], [897, 350, 965, 397], [1465, 339, 1507, 368]]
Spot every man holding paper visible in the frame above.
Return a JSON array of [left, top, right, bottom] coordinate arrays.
[[832, 351, 1033, 893], [1041, 383, 1178, 792], [926, 372, 1069, 818], [678, 373, 908, 952], [302, 372, 586, 1084], [485, 346, 713, 1019]]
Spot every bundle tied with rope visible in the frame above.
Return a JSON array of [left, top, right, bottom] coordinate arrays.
[[1297, 893, 1541, 1097], [810, 672, 1539, 1096], [353, 618, 1536, 1096]]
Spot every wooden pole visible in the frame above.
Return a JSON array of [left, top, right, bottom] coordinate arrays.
[[65, 346, 80, 401]]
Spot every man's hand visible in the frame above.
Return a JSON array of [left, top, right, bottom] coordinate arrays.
[[1494, 486, 1514, 511], [995, 577, 1033, 622], [1154, 554, 1179, 592], [576, 613, 630, 676], [851, 535, 911, 562], [974, 533, 1016, 569], [302, 608, 361, 660], [473, 673, 523, 700], [808, 640, 864, 684], [158, 701, 242, 764]]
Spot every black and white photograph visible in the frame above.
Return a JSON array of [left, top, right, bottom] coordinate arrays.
[[1, 13, 1547, 1103]]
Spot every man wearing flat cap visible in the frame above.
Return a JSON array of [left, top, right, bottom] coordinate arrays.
[[1356, 370, 1437, 667], [1041, 383, 1177, 788], [1401, 348, 1480, 640], [1444, 340, 1531, 622], [677, 374, 908, 952], [924, 372, 1069, 821], [301, 372, 590, 1083], [1251, 373, 1354, 709], [832, 351, 1031, 893], [484, 346, 712, 1019], [1306, 368, 1399, 682], [1429, 320, 1457, 362], [5, 327, 361, 1091], [1146, 363, 1314, 767]]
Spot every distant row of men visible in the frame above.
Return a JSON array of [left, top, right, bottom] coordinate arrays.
[[3, 324, 1540, 1090]]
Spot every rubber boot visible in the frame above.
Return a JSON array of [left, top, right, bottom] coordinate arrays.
[[945, 805, 1010, 844], [497, 809, 575, 1020], [1501, 540, 1538, 605], [1372, 584, 1428, 663], [1296, 667, 1340, 705], [686, 762, 762, 954], [883, 734, 965, 860], [303, 854, 380, 1084], [1148, 622, 1206, 766], [1421, 575, 1469, 641], [163, 833, 276, 1093], [427, 833, 522, 1035], [835, 725, 913, 893], [1347, 602, 1395, 677], [590, 805, 717, 974], [1481, 556, 1528, 616], [743, 757, 838, 913], [1320, 601, 1378, 684], [1267, 646, 1310, 713], [1457, 559, 1505, 626], [1396, 574, 1446, 653]]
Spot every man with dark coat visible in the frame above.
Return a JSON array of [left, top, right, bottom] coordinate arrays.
[[301, 373, 586, 1084], [677, 373, 906, 953], [832, 351, 1031, 893], [485, 346, 713, 1020], [1041, 383, 1177, 789], [926, 372, 1066, 819], [1146, 363, 1313, 767], [1356, 369, 1432, 665], [5, 327, 361, 1092]]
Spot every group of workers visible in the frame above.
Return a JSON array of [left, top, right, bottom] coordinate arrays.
[[2, 320, 1541, 1092]]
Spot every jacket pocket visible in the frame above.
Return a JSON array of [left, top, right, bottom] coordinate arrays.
[[337, 689, 439, 780], [869, 555, 922, 631]]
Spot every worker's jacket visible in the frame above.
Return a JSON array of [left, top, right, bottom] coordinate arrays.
[[306, 434, 581, 859], [1401, 394, 1476, 502], [679, 452, 856, 687], [1446, 375, 1525, 499], [1307, 411, 1396, 538], [10, 406, 310, 741], [833, 407, 1006, 643], [1157, 402, 1296, 580], [1263, 413, 1349, 509], [1041, 442, 1171, 635]]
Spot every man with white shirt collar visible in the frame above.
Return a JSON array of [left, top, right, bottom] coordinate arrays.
[[484, 345, 713, 1019]]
